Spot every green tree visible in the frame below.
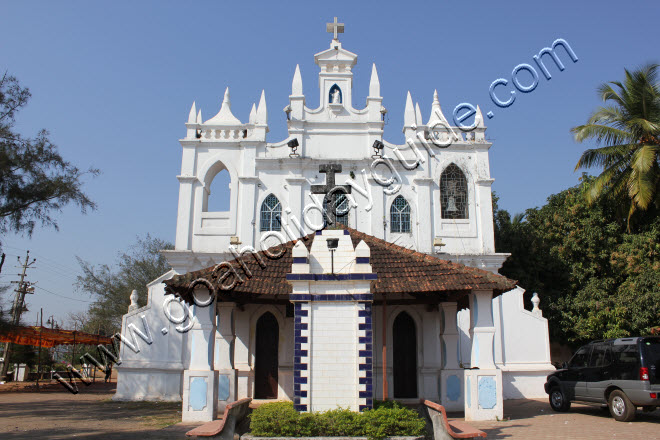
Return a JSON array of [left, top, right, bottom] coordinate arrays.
[[572, 63, 660, 229], [75, 235, 173, 334], [494, 177, 660, 345], [0, 73, 98, 244]]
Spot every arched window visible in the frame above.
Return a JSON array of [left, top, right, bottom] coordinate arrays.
[[323, 192, 349, 226], [260, 194, 282, 231], [204, 163, 231, 212], [390, 196, 411, 233], [440, 164, 468, 219], [329, 84, 342, 104]]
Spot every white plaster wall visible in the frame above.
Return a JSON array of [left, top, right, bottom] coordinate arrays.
[[115, 270, 188, 401], [170, 37, 508, 273], [456, 288, 555, 400], [494, 287, 551, 366], [309, 302, 359, 411]]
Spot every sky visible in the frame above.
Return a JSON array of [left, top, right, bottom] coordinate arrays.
[[1, 0, 658, 326]]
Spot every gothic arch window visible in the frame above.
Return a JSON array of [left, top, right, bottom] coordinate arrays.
[[204, 163, 231, 212], [440, 163, 468, 219], [390, 195, 411, 233], [329, 84, 342, 104], [260, 194, 282, 232], [323, 192, 349, 226]]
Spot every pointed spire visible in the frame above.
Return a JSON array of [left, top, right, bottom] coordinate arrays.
[[206, 87, 242, 125], [415, 103, 423, 127], [187, 101, 197, 123], [249, 103, 257, 124], [369, 64, 380, 97], [427, 89, 449, 127], [256, 90, 267, 125], [404, 91, 415, 127], [197, 109, 202, 124], [475, 105, 485, 129], [292, 64, 303, 95]]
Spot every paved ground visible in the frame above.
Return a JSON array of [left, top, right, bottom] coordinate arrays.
[[470, 398, 660, 440], [0, 383, 658, 439]]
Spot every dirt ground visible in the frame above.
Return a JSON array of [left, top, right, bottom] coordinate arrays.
[[0, 382, 658, 439], [0, 382, 194, 439]]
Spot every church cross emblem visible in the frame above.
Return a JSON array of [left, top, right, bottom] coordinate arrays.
[[326, 17, 344, 40], [311, 164, 352, 226]]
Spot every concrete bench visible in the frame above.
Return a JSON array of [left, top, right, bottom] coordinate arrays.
[[423, 400, 486, 440], [187, 397, 252, 439]]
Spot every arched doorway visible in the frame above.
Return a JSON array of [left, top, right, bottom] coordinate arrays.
[[254, 312, 279, 399], [393, 311, 418, 398]]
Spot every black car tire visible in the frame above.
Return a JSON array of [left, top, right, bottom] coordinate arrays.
[[549, 386, 571, 412], [608, 390, 636, 422]]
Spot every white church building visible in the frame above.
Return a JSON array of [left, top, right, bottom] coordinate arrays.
[[115, 20, 554, 422]]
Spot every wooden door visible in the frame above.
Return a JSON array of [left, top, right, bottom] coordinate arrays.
[[393, 312, 418, 398], [254, 312, 279, 399]]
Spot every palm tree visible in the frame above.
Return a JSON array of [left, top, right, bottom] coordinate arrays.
[[572, 63, 660, 229]]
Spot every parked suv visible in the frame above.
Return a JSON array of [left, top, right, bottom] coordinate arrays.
[[544, 337, 660, 421]]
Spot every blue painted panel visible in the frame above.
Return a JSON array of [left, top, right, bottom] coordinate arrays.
[[190, 377, 208, 411], [446, 375, 461, 402], [218, 375, 230, 401], [466, 376, 471, 408], [478, 376, 497, 410], [441, 340, 447, 369]]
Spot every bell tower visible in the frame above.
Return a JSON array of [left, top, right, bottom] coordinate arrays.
[[314, 17, 357, 110]]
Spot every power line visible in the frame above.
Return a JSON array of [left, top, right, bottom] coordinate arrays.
[[33, 285, 94, 303], [0, 245, 82, 275]]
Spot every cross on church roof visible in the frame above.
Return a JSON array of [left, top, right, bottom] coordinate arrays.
[[326, 17, 344, 41], [311, 164, 352, 226]]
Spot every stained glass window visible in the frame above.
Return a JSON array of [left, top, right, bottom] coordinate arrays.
[[260, 194, 282, 231], [440, 164, 468, 219], [390, 195, 411, 233]]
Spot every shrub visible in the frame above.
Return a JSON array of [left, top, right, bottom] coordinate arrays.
[[249, 401, 426, 440]]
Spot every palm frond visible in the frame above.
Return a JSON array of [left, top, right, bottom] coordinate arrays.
[[574, 143, 634, 170], [571, 123, 632, 145]]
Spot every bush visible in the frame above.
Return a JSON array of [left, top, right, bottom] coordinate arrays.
[[249, 401, 426, 440]]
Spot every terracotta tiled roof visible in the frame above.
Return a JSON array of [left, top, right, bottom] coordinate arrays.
[[164, 225, 517, 303]]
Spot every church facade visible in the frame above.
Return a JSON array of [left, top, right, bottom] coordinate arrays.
[[115, 23, 554, 422]]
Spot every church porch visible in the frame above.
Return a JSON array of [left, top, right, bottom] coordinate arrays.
[[163, 225, 516, 421]]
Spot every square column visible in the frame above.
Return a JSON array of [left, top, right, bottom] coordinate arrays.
[[287, 230, 376, 412], [215, 302, 237, 412], [440, 302, 464, 411], [421, 307, 441, 402], [464, 290, 503, 421], [182, 289, 218, 422]]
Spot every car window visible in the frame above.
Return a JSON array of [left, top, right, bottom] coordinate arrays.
[[612, 343, 640, 380], [641, 339, 660, 383], [568, 345, 591, 368], [590, 344, 612, 367]]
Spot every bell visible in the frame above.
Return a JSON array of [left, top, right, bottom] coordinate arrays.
[[447, 196, 458, 212]]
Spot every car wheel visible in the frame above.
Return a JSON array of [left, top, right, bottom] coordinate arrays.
[[549, 387, 571, 412], [608, 390, 636, 422]]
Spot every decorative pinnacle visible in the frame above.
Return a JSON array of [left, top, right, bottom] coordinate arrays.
[[187, 101, 196, 123], [404, 91, 415, 128], [292, 64, 303, 95], [369, 64, 380, 97]]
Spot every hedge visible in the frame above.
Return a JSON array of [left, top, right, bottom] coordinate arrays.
[[249, 401, 427, 440]]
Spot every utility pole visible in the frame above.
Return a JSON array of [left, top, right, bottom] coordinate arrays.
[[0, 251, 36, 381]]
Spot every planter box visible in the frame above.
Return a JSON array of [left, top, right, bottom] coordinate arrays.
[[242, 436, 424, 440]]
